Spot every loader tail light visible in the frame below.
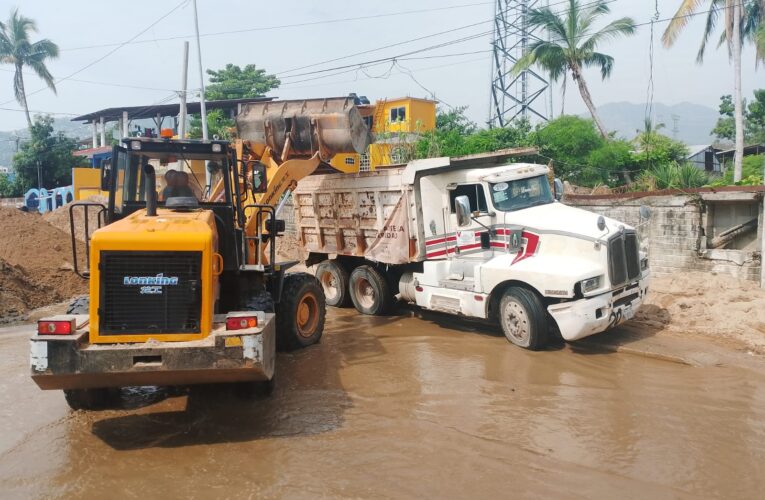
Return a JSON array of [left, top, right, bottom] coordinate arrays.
[[226, 316, 258, 330], [37, 319, 75, 335]]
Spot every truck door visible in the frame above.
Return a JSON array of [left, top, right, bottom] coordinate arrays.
[[446, 183, 493, 260]]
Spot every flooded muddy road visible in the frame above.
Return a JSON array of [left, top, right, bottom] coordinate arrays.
[[1, 307, 764, 499]]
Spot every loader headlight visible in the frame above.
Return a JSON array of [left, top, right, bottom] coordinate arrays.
[[580, 276, 601, 293], [130, 140, 142, 150], [211, 143, 222, 153]]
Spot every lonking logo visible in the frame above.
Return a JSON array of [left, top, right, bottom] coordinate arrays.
[[123, 273, 179, 286]]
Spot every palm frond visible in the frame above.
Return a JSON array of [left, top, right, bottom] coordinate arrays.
[[578, 0, 611, 37], [581, 51, 614, 80], [526, 6, 568, 41], [662, 0, 706, 47], [696, 0, 723, 62], [580, 17, 637, 53], [29, 38, 58, 59], [27, 51, 56, 93]]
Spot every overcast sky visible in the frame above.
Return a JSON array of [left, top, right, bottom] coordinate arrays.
[[0, 0, 760, 131]]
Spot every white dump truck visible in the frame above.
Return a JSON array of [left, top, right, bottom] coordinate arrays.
[[292, 150, 649, 350]]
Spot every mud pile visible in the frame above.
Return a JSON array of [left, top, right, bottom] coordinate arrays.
[[636, 271, 765, 352], [0, 208, 87, 321], [43, 195, 107, 243]]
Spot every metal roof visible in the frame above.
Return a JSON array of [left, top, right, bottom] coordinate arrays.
[[71, 97, 274, 124]]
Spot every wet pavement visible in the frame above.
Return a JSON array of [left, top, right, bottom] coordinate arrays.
[[1, 307, 764, 499]]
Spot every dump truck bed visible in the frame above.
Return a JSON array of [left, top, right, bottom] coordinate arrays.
[[292, 167, 421, 265]]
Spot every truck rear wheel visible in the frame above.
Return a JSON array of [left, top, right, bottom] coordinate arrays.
[[498, 287, 548, 350], [315, 260, 351, 307], [276, 273, 326, 351], [349, 265, 392, 315], [63, 388, 118, 411]]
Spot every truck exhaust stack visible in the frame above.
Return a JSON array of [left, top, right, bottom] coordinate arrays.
[[236, 96, 373, 161]]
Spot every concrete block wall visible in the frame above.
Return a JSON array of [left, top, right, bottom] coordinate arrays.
[[567, 193, 762, 282]]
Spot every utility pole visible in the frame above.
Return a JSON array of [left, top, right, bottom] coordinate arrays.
[[489, 0, 549, 127], [36, 160, 42, 190], [192, 0, 210, 191], [179, 41, 189, 139]]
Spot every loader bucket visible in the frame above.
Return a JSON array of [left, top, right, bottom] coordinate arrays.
[[236, 96, 373, 161]]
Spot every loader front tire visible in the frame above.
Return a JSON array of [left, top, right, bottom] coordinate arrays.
[[64, 388, 118, 411], [276, 273, 326, 351], [66, 296, 89, 315]]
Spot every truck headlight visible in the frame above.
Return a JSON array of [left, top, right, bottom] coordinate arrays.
[[581, 276, 601, 293]]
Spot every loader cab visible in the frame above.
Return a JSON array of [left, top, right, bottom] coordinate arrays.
[[99, 137, 263, 275]]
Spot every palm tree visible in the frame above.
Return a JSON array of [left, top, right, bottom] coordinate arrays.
[[0, 9, 59, 129], [511, 0, 636, 138], [662, 1, 760, 182]]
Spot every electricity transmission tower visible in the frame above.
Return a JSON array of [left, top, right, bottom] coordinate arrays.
[[488, 0, 549, 127]]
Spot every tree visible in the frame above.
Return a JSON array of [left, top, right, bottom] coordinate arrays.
[[712, 94, 737, 141], [12, 115, 84, 190], [189, 63, 280, 140], [0, 9, 59, 129], [0, 173, 22, 197], [745, 89, 765, 143], [511, 0, 637, 138], [533, 115, 605, 180], [663, 1, 761, 182], [205, 63, 280, 100]]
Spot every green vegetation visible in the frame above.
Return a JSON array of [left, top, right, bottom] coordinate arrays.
[[0, 173, 22, 197], [11, 116, 85, 190], [713, 89, 765, 143], [710, 154, 765, 186], [511, 0, 636, 137], [0, 9, 59, 129], [189, 63, 280, 140]]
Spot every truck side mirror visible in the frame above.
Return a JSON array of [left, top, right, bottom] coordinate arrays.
[[553, 178, 564, 201], [454, 195, 472, 227]]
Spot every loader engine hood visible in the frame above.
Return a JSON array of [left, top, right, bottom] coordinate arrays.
[[87, 208, 219, 344]]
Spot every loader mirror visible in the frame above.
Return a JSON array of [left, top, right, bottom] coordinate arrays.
[[251, 162, 268, 194], [553, 178, 564, 201], [265, 218, 286, 234], [100, 159, 112, 191], [455, 195, 472, 227]]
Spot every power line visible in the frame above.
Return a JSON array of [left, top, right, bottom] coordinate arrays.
[[0, 0, 189, 107], [0, 67, 177, 93], [59, 2, 494, 52]]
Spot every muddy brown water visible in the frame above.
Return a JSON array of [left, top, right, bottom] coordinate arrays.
[[1, 307, 764, 499]]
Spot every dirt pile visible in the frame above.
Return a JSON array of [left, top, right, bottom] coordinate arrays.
[[43, 195, 107, 243], [0, 208, 87, 321], [636, 271, 765, 352]]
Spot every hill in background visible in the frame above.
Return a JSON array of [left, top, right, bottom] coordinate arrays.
[[594, 101, 719, 145]]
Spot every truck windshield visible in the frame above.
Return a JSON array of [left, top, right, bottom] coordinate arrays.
[[490, 175, 554, 212]]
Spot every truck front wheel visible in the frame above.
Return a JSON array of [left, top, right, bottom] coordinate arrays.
[[276, 273, 326, 351], [498, 287, 548, 350], [315, 260, 351, 307], [349, 265, 392, 315]]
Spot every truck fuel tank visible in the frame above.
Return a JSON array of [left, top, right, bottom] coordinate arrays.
[[236, 96, 373, 161]]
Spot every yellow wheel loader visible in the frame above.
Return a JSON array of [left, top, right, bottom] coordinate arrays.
[[29, 97, 371, 410]]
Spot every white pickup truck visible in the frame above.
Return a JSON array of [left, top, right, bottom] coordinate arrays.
[[292, 150, 649, 350]]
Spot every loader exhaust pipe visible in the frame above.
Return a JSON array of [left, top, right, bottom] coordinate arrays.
[[144, 164, 157, 217], [236, 96, 373, 161]]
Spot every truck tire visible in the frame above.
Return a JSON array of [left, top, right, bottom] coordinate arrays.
[[276, 273, 326, 351], [63, 388, 118, 411], [66, 296, 89, 315], [498, 287, 548, 350], [235, 377, 275, 399], [349, 265, 392, 316], [315, 260, 351, 307]]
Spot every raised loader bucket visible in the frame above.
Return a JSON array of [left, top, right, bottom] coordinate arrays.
[[236, 96, 373, 161]]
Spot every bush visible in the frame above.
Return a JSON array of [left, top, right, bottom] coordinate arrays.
[[634, 162, 708, 191], [533, 116, 604, 180], [713, 154, 765, 186]]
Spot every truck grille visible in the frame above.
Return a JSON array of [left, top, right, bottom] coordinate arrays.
[[99, 251, 202, 335], [608, 231, 641, 288]]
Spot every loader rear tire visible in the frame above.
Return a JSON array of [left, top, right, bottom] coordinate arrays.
[[276, 273, 325, 351], [315, 260, 351, 307], [349, 265, 391, 316], [64, 388, 118, 411], [66, 296, 89, 315]]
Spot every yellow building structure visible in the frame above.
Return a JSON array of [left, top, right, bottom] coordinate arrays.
[[330, 97, 437, 173]]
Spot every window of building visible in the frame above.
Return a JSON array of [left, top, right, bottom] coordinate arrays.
[[360, 152, 371, 172], [344, 157, 356, 166], [449, 184, 488, 214], [390, 106, 406, 122]]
